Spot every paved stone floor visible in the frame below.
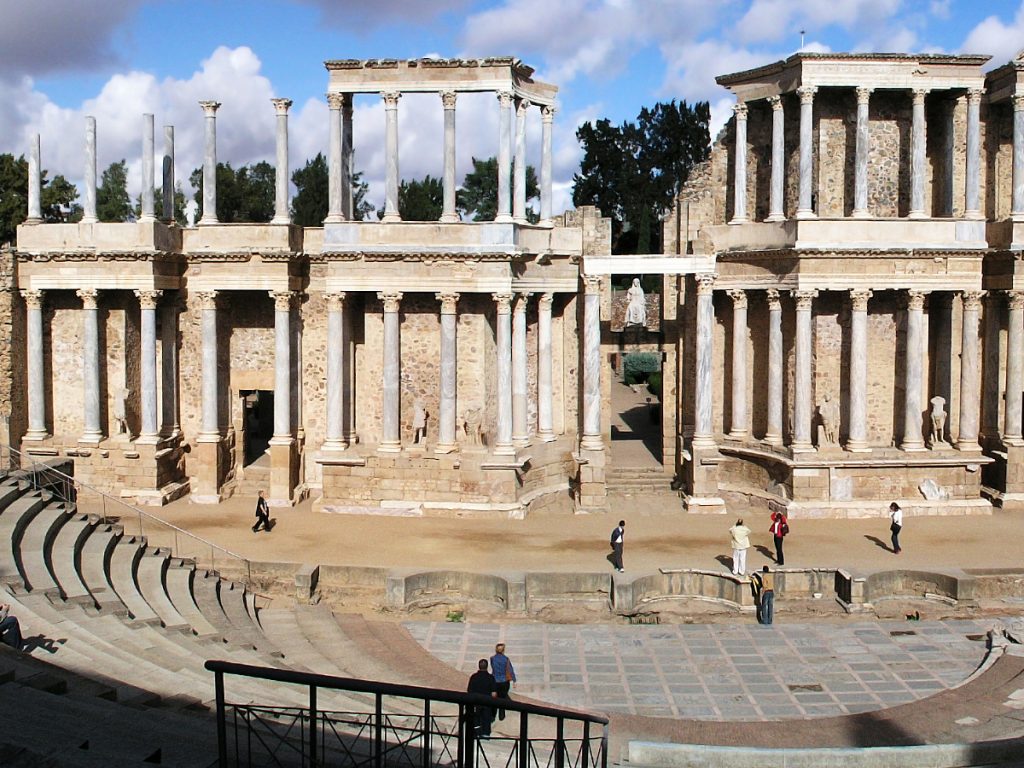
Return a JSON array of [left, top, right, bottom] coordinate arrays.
[[405, 619, 994, 720]]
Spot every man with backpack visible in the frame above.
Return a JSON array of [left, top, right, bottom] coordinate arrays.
[[609, 520, 625, 572]]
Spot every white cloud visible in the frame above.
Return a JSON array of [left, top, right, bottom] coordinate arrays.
[[960, 3, 1024, 66], [735, 0, 904, 46], [296, 0, 472, 27]]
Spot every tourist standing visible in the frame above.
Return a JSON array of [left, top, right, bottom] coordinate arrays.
[[610, 520, 625, 572], [466, 659, 498, 737], [769, 510, 789, 566], [729, 518, 752, 576], [490, 643, 517, 720], [750, 566, 775, 625], [253, 490, 271, 533], [889, 502, 903, 554]]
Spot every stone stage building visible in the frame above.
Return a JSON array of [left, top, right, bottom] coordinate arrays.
[[7, 51, 1024, 520]]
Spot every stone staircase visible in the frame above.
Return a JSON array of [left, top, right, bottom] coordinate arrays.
[[606, 466, 678, 497]]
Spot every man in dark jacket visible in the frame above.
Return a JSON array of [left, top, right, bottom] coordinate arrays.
[[467, 659, 497, 736], [253, 490, 271, 533]]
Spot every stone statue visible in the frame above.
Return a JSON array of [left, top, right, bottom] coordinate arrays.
[[930, 396, 948, 446], [463, 408, 483, 446], [412, 399, 428, 444], [111, 385, 130, 436], [184, 199, 199, 228], [818, 393, 840, 447], [624, 278, 646, 327]]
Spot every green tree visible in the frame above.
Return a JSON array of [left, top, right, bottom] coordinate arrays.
[[573, 99, 710, 253], [457, 156, 539, 222], [97, 159, 133, 222], [291, 155, 375, 226], [351, 171, 373, 221], [140, 183, 188, 225], [397, 174, 444, 221], [0, 153, 81, 245], [189, 161, 275, 223]]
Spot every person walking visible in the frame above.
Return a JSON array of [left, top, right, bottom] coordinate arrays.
[[609, 520, 625, 572], [466, 659, 498, 737], [889, 502, 903, 554], [490, 643, 517, 720], [750, 566, 775, 625], [769, 510, 789, 566], [729, 518, 752, 576], [253, 490, 271, 533]]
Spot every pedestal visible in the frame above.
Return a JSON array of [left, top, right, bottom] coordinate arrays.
[[269, 437, 298, 506], [191, 436, 224, 504]]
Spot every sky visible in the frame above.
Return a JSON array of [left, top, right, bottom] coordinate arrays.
[[2, 0, 1024, 216]]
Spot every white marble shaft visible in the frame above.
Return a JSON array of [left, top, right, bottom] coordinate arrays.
[[965, 90, 982, 218], [512, 292, 531, 446], [767, 97, 785, 221], [379, 292, 403, 451], [730, 103, 749, 224], [693, 275, 716, 446], [136, 290, 161, 437], [382, 92, 401, 223], [342, 95, 354, 220], [765, 290, 783, 445], [847, 289, 872, 451], [1005, 291, 1024, 443], [580, 278, 603, 450], [199, 101, 221, 224], [140, 114, 156, 222], [200, 292, 219, 436], [162, 126, 175, 223], [513, 98, 530, 222], [326, 93, 344, 222], [78, 289, 102, 442], [23, 291, 46, 438], [909, 90, 928, 219], [83, 117, 98, 223], [958, 291, 983, 449], [496, 92, 513, 222], [26, 134, 42, 223], [537, 293, 555, 441], [436, 293, 459, 452], [540, 107, 554, 223], [272, 292, 292, 438], [494, 293, 514, 453], [324, 293, 347, 449], [440, 92, 458, 223], [796, 87, 816, 219], [160, 300, 178, 435], [793, 290, 816, 449], [853, 88, 871, 218], [271, 98, 292, 224], [728, 290, 748, 438], [1014, 96, 1024, 220], [901, 291, 927, 450]]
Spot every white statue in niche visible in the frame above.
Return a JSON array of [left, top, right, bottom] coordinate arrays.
[[184, 199, 199, 228], [624, 278, 646, 327], [412, 399, 428, 444], [930, 396, 948, 446], [111, 385, 130, 437]]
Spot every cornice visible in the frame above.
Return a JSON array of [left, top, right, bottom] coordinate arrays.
[[16, 250, 180, 263]]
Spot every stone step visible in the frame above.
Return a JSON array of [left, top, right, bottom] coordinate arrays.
[[258, 607, 343, 676], [0, 493, 49, 586], [107, 536, 159, 623], [217, 580, 269, 649], [135, 548, 190, 631], [18, 503, 71, 593], [49, 513, 97, 603], [77, 523, 125, 613], [164, 561, 221, 638]]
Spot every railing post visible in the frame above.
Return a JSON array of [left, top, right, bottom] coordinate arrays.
[[422, 698, 432, 768], [464, 704, 475, 768], [555, 717, 565, 768], [519, 712, 529, 768], [583, 721, 591, 768], [601, 724, 609, 768], [457, 703, 466, 768], [309, 684, 318, 767], [214, 670, 228, 767], [375, 692, 383, 768]]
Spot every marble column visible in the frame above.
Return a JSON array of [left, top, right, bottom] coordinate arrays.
[[436, 293, 459, 453], [540, 106, 554, 224], [323, 293, 348, 450], [379, 292, 403, 452], [796, 87, 817, 219], [727, 289, 748, 438], [140, 113, 156, 223], [135, 290, 162, 440], [792, 290, 817, 451], [764, 289, 783, 446], [160, 298, 178, 436], [512, 292, 531, 446], [1005, 291, 1024, 445], [270, 291, 293, 439], [493, 293, 514, 454], [26, 134, 42, 224], [440, 91, 459, 223], [513, 98, 531, 222], [199, 101, 221, 225], [909, 89, 928, 219], [1013, 95, 1024, 222], [957, 290, 984, 450], [162, 126, 175, 223], [271, 98, 292, 225], [847, 289, 873, 452], [78, 288, 102, 443], [496, 91, 514, 222], [964, 90, 982, 219], [537, 292, 555, 441], [198, 291, 220, 436], [766, 97, 785, 222], [382, 92, 401, 223], [580, 276, 603, 451], [326, 93, 345, 223], [729, 102, 749, 224], [342, 94, 354, 221], [693, 274, 716, 448], [852, 87, 872, 218], [22, 290, 47, 439], [83, 116, 98, 224], [901, 290, 928, 450]]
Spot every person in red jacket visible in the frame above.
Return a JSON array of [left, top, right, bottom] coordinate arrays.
[[769, 510, 789, 566]]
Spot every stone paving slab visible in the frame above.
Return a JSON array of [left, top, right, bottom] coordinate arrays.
[[404, 619, 991, 720]]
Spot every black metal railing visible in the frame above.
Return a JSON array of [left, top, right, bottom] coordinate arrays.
[[206, 660, 609, 768]]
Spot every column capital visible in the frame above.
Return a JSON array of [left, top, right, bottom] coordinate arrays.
[[1013, 93, 1024, 112], [696, 273, 716, 296], [961, 290, 985, 311], [911, 88, 929, 105], [796, 86, 817, 104], [497, 90, 514, 107], [377, 291, 403, 312], [850, 288, 873, 311], [493, 292, 513, 313], [767, 95, 782, 111], [197, 290, 219, 310], [269, 290, 296, 311], [582, 274, 602, 295], [76, 288, 99, 309], [727, 288, 747, 309], [134, 289, 163, 310], [538, 291, 554, 310], [198, 100, 221, 116], [271, 97, 293, 115], [436, 292, 460, 314], [513, 291, 532, 312], [855, 87, 873, 105], [967, 88, 984, 105], [20, 289, 44, 309], [516, 97, 532, 114], [326, 92, 345, 110], [793, 289, 818, 310], [440, 90, 457, 109], [382, 91, 401, 109], [324, 291, 347, 312], [907, 289, 930, 311], [541, 104, 556, 122], [1008, 290, 1024, 311], [732, 101, 748, 118], [766, 288, 782, 311]]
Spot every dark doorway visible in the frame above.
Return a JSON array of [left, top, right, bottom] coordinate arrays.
[[242, 390, 274, 467], [610, 352, 662, 465]]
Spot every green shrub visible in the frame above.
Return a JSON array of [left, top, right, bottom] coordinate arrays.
[[647, 372, 662, 398], [623, 352, 660, 382]]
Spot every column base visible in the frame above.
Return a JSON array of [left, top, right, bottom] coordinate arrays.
[[537, 430, 556, 443], [138, 214, 157, 224], [321, 439, 349, 452], [728, 217, 749, 225], [512, 436, 530, 448], [690, 435, 716, 450], [956, 440, 982, 452], [726, 429, 749, 441], [23, 217, 42, 225], [795, 209, 816, 220], [23, 430, 50, 442], [538, 219, 554, 228], [1003, 437, 1024, 449], [271, 215, 291, 225], [851, 209, 870, 219], [907, 210, 927, 220], [493, 443, 516, 456], [494, 214, 513, 224], [134, 432, 162, 446], [199, 217, 220, 226], [439, 213, 459, 223], [434, 442, 458, 454], [381, 213, 402, 223], [1012, 212, 1024, 223], [845, 441, 871, 453], [762, 434, 783, 448], [900, 440, 927, 452], [324, 213, 345, 224], [79, 432, 104, 445], [791, 441, 815, 453], [764, 214, 786, 223], [965, 210, 983, 220], [579, 435, 604, 451], [378, 441, 402, 454]]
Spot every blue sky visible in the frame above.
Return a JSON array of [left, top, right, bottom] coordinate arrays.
[[2, 0, 1024, 214]]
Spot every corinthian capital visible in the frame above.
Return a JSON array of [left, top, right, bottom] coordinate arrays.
[[271, 98, 293, 115], [440, 90, 457, 109], [324, 291, 346, 312], [378, 291, 403, 313], [381, 91, 401, 109], [727, 289, 747, 309], [732, 101, 748, 119], [270, 290, 295, 312], [134, 289, 163, 310], [961, 290, 984, 311], [849, 289, 873, 312], [492, 292, 513, 313], [76, 288, 99, 309], [796, 86, 817, 104], [696, 273, 716, 296], [766, 288, 781, 311], [21, 289, 43, 310], [907, 289, 929, 311], [198, 100, 221, 116], [326, 92, 345, 110], [436, 292, 460, 315], [793, 289, 818, 311], [1009, 290, 1024, 312], [197, 291, 218, 310]]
